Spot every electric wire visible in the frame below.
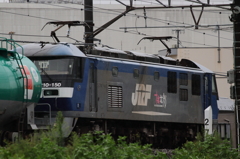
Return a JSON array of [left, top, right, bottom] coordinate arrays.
[[36, 2, 234, 42], [0, 2, 233, 47], [81, 3, 233, 41]]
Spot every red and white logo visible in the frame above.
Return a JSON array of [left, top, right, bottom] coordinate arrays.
[[21, 65, 34, 100]]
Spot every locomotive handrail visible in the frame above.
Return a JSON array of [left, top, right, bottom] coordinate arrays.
[[0, 37, 9, 49], [0, 37, 24, 58]]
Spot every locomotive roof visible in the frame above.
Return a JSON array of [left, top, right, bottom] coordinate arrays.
[[94, 47, 127, 54], [18, 43, 86, 57], [126, 51, 159, 58], [19, 43, 213, 74], [157, 55, 176, 61], [91, 46, 214, 74]]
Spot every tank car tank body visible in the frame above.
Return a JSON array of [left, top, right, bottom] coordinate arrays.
[[22, 42, 219, 148], [0, 38, 42, 132]]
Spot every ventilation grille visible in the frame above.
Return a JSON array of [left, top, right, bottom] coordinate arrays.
[[108, 85, 123, 108]]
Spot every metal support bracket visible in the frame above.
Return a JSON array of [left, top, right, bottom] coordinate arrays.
[[190, 5, 204, 29]]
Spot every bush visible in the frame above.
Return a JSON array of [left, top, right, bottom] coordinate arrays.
[[1, 112, 239, 159], [172, 133, 240, 159], [67, 132, 167, 159], [0, 112, 167, 159]]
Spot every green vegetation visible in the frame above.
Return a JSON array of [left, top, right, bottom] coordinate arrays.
[[0, 112, 167, 159], [0, 112, 239, 159], [172, 133, 240, 159]]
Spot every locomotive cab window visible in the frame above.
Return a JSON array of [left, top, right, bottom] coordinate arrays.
[[192, 74, 201, 95], [39, 58, 73, 75], [167, 71, 177, 93], [31, 56, 84, 85]]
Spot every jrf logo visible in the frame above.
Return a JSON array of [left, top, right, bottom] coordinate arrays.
[[132, 84, 152, 106]]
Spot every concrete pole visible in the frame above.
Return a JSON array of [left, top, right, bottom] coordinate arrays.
[[84, 0, 93, 44]]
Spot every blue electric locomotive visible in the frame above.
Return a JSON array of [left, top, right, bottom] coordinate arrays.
[[21, 42, 219, 148]]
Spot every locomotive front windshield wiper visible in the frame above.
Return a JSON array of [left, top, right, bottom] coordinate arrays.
[[41, 67, 54, 83]]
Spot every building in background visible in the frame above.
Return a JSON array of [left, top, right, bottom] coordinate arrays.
[[0, 2, 232, 54], [217, 97, 235, 147]]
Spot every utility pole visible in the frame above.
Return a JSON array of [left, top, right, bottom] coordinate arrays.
[[216, 25, 221, 63], [84, 0, 94, 44], [229, 0, 240, 148], [172, 29, 184, 48]]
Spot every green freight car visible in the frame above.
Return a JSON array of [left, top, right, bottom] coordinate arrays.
[[0, 38, 42, 138]]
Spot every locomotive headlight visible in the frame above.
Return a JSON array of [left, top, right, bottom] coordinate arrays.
[[44, 90, 58, 96]]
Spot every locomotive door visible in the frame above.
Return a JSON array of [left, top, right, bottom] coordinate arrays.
[[204, 74, 211, 109], [89, 63, 98, 112]]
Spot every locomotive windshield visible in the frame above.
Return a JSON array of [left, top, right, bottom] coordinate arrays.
[[30, 57, 83, 87], [34, 58, 74, 75]]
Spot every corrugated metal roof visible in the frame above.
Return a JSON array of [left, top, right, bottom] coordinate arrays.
[[218, 97, 234, 111]]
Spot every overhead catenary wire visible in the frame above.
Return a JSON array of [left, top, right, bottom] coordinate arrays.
[[40, 4, 232, 41], [83, 2, 233, 42], [42, 2, 233, 41], [0, 2, 233, 48]]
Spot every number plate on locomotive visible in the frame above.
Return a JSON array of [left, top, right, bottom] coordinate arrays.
[[42, 82, 62, 88]]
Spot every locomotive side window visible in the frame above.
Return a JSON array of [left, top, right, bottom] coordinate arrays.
[[133, 69, 139, 78], [212, 75, 217, 94], [192, 74, 201, 95], [154, 72, 159, 81], [180, 89, 188, 101], [75, 58, 83, 79], [212, 75, 219, 100], [112, 67, 118, 77], [167, 71, 177, 93], [180, 73, 188, 86]]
